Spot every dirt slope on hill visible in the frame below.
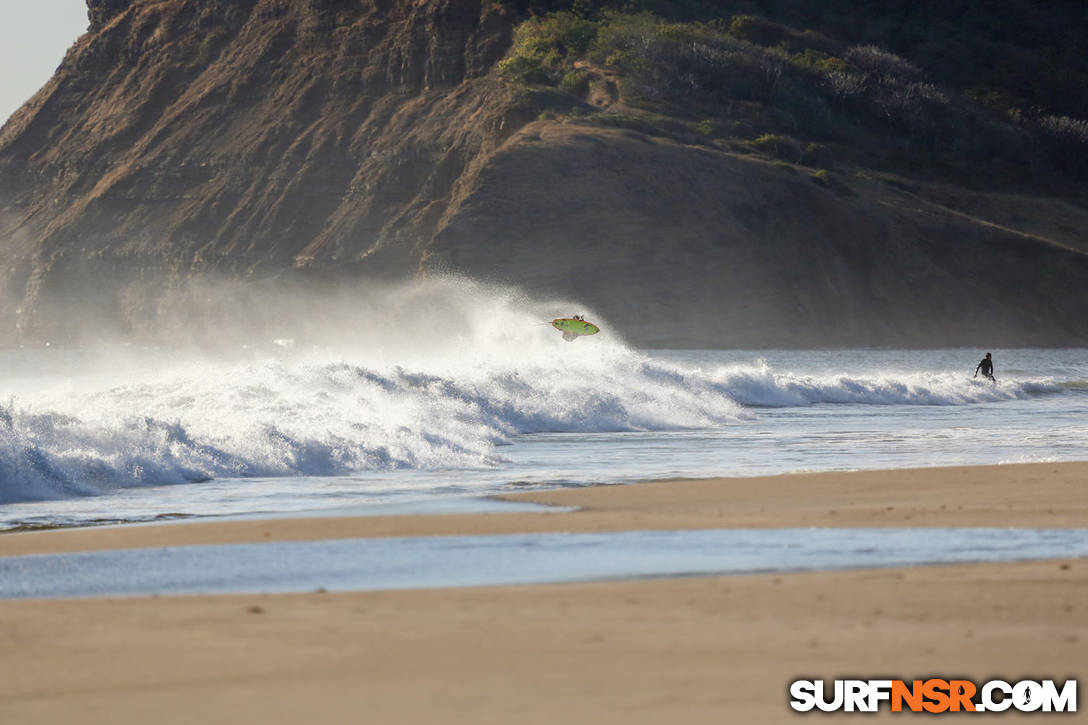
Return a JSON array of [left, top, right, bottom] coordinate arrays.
[[430, 122, 1088, 347]]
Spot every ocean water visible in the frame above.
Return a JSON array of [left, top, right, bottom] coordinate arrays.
[[5, 528, 1087, 599], [0, 280, 1085, 530]]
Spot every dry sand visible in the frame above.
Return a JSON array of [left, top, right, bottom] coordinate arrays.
[[1, 462, 1086, 723]]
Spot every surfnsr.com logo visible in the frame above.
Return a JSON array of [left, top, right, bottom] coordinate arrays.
[[789, 679, 1077, 713]]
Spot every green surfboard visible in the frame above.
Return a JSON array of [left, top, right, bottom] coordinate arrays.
[[551, 318, 600, 341]]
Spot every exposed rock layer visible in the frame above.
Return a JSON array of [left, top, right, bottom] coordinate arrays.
[[1, 0, 1087, 347]]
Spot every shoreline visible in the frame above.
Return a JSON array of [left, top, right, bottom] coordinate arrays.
[[2, 461, 1086, 558], [1, 462, 1085, 722]]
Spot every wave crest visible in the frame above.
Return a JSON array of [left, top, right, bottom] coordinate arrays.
[[708, 361, 1059, 407], [0, 354, 750, 503]]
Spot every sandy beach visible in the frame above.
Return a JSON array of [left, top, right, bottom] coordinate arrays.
[[1, 463, 1086, 723], [3, 462, 1086, 557]]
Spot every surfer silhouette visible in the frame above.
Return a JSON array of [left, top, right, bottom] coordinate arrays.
[[974, 352, 995, 382]]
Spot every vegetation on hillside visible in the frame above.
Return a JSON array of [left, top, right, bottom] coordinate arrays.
[[494, 1, 1088, 189]]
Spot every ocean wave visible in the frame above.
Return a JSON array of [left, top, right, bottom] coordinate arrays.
[[2, 353, 1067, 503], [0, 352, 752, 503], [704, 361, 1062, 407], [0, 274, 1073, 503]]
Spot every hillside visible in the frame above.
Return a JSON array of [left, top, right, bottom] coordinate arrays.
[[1, 0, 1087, 347]]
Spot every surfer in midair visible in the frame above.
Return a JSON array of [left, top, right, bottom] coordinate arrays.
[[551, 315, 600, 342], [974, 352, 995, 382]]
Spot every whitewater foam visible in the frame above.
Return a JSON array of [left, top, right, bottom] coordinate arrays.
[[0, 275, 756, 503], [0, 278, 1079, 506], [706, 359, 1060, 407], [1, 350, 1067, 505], [3, 348, 759, 501]]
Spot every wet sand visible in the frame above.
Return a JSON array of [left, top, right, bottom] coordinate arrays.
[[1, 560, 1083, 724], [2, 462, 1086, 557], [1, 463, 1086, 723]]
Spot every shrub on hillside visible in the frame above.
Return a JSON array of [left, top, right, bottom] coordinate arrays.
[[801, 143, 834, 168], [752, 133, 802, 161], [788, 48, 848, 75], [817, 51, 953, 147], [729, 14, 839, 56], [498, 12, 597, 85], [824, 70, 867, 106], [772, 82, 837, 137], [592, 14, 783, 105], [844, 45, 922, 81], [1037, 115, 1088, 146], [870, 81, 951, 142], [728, 15, 787, 47], [559, 69, 592, 95], [1036, 115, 1088, 179]]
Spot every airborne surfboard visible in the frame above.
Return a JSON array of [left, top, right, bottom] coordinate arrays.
[[551, 317, 600, 342]]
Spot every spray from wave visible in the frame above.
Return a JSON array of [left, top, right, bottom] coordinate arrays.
[[0, 276, 747, 503], [0, 276, 1068, 504]]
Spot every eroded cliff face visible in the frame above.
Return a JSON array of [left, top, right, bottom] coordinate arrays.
[[0, 0, 520, 340], [1, 0, 1087, 346]]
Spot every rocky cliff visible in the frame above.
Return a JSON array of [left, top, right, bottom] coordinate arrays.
[[0, 0, 520, 341], [1, 0, 1087, 347]]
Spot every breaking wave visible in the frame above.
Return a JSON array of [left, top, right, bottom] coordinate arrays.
[[0, 277, 1071, 504], [705, 360, 1063, 407], [0, 355, 750, 503], [0, 356, 1064, 504]]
